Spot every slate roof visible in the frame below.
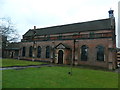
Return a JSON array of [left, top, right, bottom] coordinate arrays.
[[23, 18, 113, 37], [117, 48, 120, 52], [5, 42, 20, 50]]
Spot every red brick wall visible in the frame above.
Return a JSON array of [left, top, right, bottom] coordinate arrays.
[[20, 30, 116, 69]]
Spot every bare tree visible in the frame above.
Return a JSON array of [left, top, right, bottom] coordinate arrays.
[[0, 17, 20, 58], [0, 17, 20, 42]]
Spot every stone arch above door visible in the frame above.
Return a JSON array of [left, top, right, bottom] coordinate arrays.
[[54, 43, 71, 64]]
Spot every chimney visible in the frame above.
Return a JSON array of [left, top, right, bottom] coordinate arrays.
[[34, 26, 36, 29], [108, 9, 114, 18]]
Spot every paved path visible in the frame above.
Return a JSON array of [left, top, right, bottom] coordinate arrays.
[[0, 64, 55, 70], [0, 64, 120, 73]]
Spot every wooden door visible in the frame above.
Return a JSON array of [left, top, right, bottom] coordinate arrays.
[[58, 50, 63, 64]]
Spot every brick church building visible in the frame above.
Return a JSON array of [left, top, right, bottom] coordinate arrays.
[[10, 10, 117, 69]]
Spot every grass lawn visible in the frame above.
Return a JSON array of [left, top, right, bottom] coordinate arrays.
[[0, 58, 2, 67], [2, 59, 45, 67], [2, 66, 118, 88]]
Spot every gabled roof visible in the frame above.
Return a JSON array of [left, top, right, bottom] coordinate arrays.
[[23, 18, 114, 37], [5, 42, 20, 50], [55, 43, 70, 49]]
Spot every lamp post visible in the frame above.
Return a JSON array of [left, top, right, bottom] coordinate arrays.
[[52, 41, 55, 63], [69, 39, 76, 76], [32, 30, 36, 61]]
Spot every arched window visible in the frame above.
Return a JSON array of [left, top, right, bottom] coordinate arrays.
[[37, 46, 41, 58], [96, 45, 104, 61], [81, 45, 88, 61], [22, 47, 26, 57], [29, 46, 33, 57], [46, 46, 50, 58]]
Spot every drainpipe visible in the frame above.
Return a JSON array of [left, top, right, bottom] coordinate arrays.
[[32, 27, 36, 61], [52, 41, 55, 63]]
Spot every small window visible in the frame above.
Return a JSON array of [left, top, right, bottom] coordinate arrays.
[[22, 47, 26, 57], [89, 32, 95, 38], [44, 35, 50, 41], [96, 45, 104, 61], [46, 35, 50, 40], [81, 45, 88, 61], [46, 46, 50, 58], [59, 34, 62, 39], [29, 46, 33, 57], [37, 46, 41, 58]]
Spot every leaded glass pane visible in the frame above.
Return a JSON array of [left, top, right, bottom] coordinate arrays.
[[97, 46, 104, 61], [81, 45, 88, 61]]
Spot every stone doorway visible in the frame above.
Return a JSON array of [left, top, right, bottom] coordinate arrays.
[[58, 50, 63, 64]]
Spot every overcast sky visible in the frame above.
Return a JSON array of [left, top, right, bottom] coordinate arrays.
[[0, 0, 119, 46]]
